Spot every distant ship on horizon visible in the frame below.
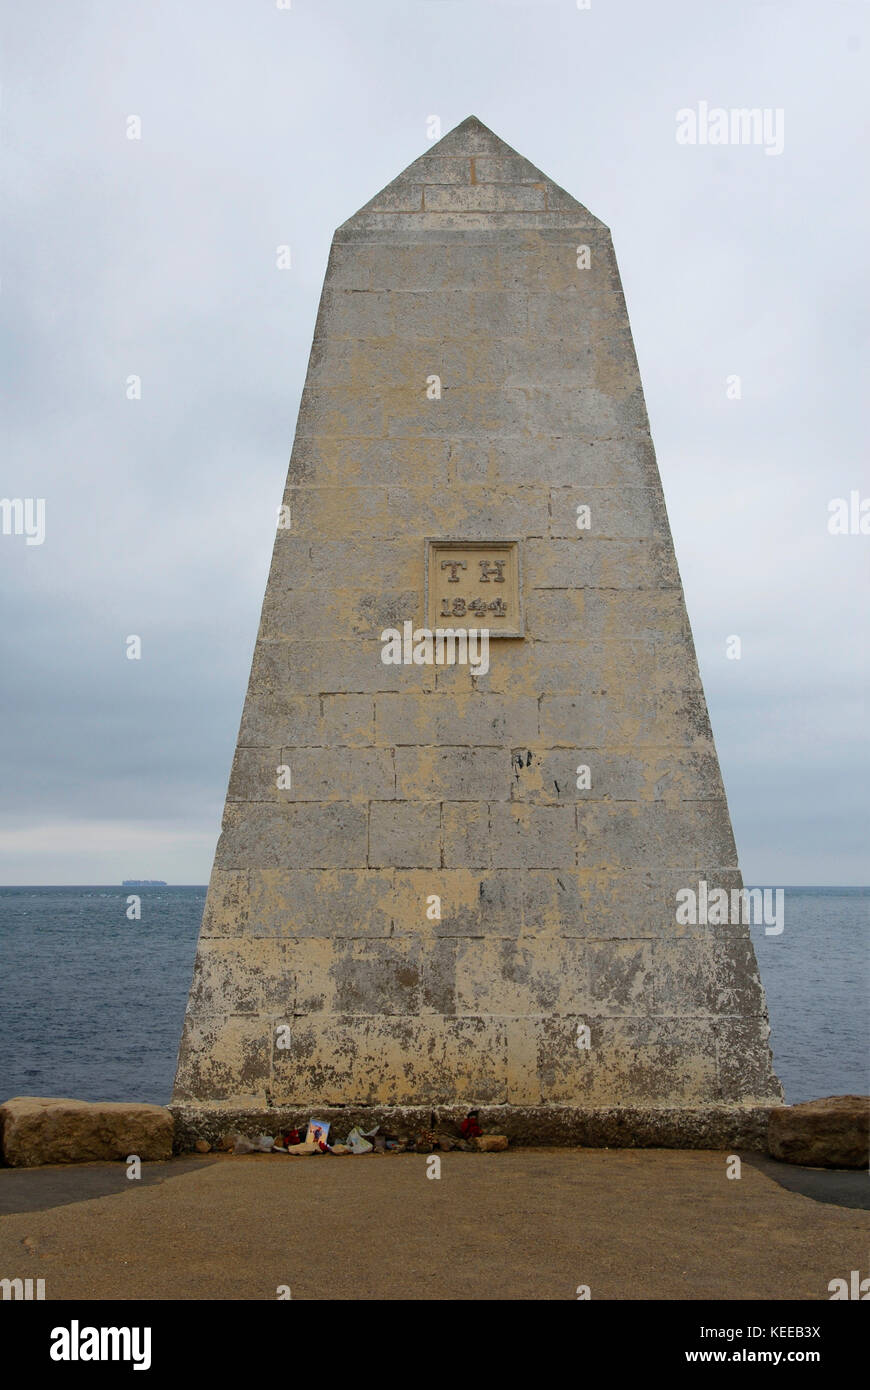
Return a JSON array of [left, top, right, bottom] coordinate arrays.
[[121, 880, 168, 887]]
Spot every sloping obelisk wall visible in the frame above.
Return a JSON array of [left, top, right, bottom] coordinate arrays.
[[172, 117, 782, 1146]]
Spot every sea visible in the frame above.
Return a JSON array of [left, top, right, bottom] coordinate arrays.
[[0, 886, 866, 1107]]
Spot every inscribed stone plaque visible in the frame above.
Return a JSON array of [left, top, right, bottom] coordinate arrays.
[[425, 538, 523, 637]]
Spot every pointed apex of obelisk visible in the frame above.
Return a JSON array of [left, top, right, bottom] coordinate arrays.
[[341, 116, 605, 230], [430, 114, 520, 158]]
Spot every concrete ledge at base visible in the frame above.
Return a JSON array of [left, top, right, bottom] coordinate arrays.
[[0, 1097, 174, 1168], [768, 1095, 870, 1170], [169, 1103, 775, 1153]]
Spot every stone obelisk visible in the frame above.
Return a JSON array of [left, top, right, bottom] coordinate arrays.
[[172, 117, 782, 1147]]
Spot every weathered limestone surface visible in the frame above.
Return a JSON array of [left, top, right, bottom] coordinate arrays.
[[768, 1095, 870, 1169], [172, 118, 782, 1140], [0, 1097, 173, 1167]]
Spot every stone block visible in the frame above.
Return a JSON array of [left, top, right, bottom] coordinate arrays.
[[396, 153, 470, 185], [471, 1134, 509, 1151], [521, 868, 741, 939], [531, 1016, 720, 1107], [391, 868, 525, 937], [508, 748, 648, 803], [767, 1095, 868, 1168], [270, 538, 420, 594], [0, 1097, 173, 1167], [278, 640, 433, 696], [487, 802, 578, 868], [548, 486, 667, 540], [442, 802, 492, 869], [369, 801, 441, 868], [287, 436, 450, 488], [200, 868, 249, 935], [215, 802, 368, 869], [395, 746, 508, 801], [272, 748, 396, 802], [717, 1018, 783, 1105], [424, 183, 547, 213], [293, 938, 424, 1015], [319, 695, 376, 745], [474, 154, 545, 184], [452, 937, 591, 1015], [173, 1016, 272, 1105], [375, 692, 539, 747], [271, 1015, 508, 1106], [538, 690, 712, 749], [364, 181, 423, 213], [234, 869, 397, 939], [185, 937, 295, 1016], [574, 801, 737, 870], [237, 694, 322, 748], [586, 940, 656, 1015]]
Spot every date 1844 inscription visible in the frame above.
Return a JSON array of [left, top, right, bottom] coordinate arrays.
[[425, 539, 523, 638]]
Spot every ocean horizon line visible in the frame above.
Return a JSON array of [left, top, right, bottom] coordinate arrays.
[[0, 883, 868, 892]]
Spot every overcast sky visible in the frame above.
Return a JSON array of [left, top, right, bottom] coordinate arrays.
[[1, 0, 867, 885]]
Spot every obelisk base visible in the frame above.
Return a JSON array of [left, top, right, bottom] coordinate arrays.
[[170, 1102, 778, 1153]]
